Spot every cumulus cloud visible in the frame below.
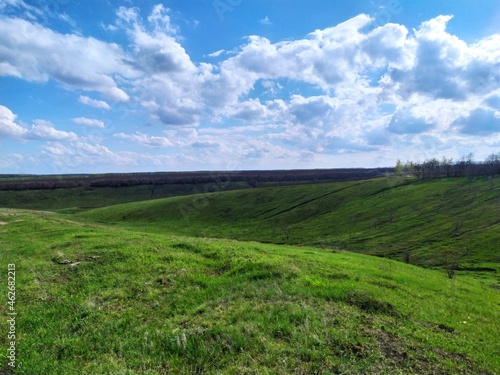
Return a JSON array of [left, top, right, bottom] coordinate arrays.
[[114, 6, 203, 125], [0, 105, 28, 138], [0, 16, 132, 101], [42, 141, 135, 171], [386, 16, 500, 101], [72, 117, 105, 128], [0, 105, 80, 141], [289, 95, 338, 124], [201, 14, 412, 115], [114, 132, 173, 147], [29, 120, 79, 141], [147, 4, 178, 35], [230, 99, 269, 121], [78, 96, 111, 110]]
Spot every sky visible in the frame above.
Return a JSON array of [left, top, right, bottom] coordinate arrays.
[[1, 0, 500, 174]]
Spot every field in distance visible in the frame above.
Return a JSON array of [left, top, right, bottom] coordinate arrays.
[[0, 209, 499, 374], [0, 168, 388, 211], [79, 176, 500, 280]]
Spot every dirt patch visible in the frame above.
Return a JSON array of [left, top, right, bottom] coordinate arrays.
[[375, 329, 411, 366], [374, 328, 491, 374], [0, 221, 7, 225], [344, 290, 401, 317]]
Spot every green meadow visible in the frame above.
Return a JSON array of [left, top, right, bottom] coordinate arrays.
[[80, 177, 500, 271], [0, 176, 499, 374], [0, 181, 257, 212]]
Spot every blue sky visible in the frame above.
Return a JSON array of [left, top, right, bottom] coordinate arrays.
[[1, 0, 500, 174]]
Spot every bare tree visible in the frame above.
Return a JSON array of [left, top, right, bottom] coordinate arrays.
[[442, 250, 462, 279]]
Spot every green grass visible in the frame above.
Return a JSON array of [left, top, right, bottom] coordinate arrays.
[[0, 182, 261, 212], [78, 177, 500, 272], [1, 209, 499, 374]]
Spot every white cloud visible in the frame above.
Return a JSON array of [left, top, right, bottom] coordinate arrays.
[[29, 120, 79, 141], [114, 6, 203, 125], [0, 105, 28, 138], [72, 117, 105, 128], [289, 95, 338, 124], [101, 22, 118, 32], [0, 16, 132, 101], [260, 16, 272, 25], [42, 141, 135, 170], [0, 153, 24, 170], [114, 132, 173, 147], [0, 0, 26, 9], [58, 13, 77, 28], [201, 14, 411, 113], [208, 49, 225, 58], [386, 16, 500, 101], [78, 96, 111, 110], [147, 4, 178, 35], [0, 105, 81, 142], [0, 0, 41, 19], [230, 99, 269, 121]]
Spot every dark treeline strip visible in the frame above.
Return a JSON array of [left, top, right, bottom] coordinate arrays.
[[396, 153, 500, 179], [0, 168, 392, 191]]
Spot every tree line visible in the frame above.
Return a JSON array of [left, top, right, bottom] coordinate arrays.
[[0, 168, 392, 191], [395, 153, 500, 179]]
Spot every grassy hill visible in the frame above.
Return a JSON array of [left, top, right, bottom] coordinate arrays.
[[79, 177, 500, 272], [0, 181, 259, 212], [0, 168, 388, 212], [1, 209, 499, 374]]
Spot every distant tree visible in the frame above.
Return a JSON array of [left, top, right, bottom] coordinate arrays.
[[464, 153, 475, 179], [442, 250, 462, 279], [403, 161, 415, 174], [442, 245, 469, 279], [395, 159, 404, 175], [486, 152, 500, 177], [441, 156, 453, 178], [406, 153, 500, 180]]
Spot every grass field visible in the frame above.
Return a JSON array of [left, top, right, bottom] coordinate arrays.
[[0, 180, 331, 213], [79, 177, 500, 275], [1, 209, 499, 374], [0, 181, 259, 212]]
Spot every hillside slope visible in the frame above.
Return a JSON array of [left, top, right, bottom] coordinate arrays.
[[0, 181, 256, 211], [1, 209, 499, 374], [80, 177, 500, 269]]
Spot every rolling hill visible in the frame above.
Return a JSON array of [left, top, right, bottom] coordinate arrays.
[[0, 209, 499, 374], [79, 177, 500, 272]]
